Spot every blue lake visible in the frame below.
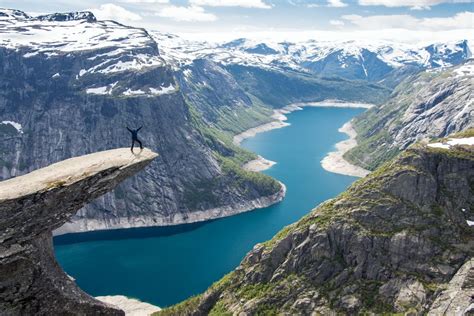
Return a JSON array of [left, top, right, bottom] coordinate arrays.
[[54, 106, 365, 307]]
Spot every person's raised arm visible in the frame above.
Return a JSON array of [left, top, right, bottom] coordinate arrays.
[[126, 126, 132, 133], [137, 126, 143, 132]]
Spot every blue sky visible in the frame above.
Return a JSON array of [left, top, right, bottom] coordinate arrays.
[[1, 0, 472, 41]]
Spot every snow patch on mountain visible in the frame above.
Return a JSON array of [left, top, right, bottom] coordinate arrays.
[[149, 84, 176, 95], [1, 121, 23, 133], [454, 62, 474, 77], [428, 137, 474, 149]]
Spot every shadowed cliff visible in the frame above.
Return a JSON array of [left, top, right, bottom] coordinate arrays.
[[0, 148, 158, 315]]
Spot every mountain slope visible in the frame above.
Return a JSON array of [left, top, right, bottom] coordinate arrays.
[[0, 9, 283, 233], [345, 61, 473, 170], [225, 65, 390, 108], [159, 133, 474, 315]]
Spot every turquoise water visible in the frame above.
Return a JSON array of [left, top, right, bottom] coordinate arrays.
[[54, 106, 365, 307]]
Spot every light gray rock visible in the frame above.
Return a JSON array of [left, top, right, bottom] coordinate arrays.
[[347, 60, 474, 170], [428, 258, 474, 316]]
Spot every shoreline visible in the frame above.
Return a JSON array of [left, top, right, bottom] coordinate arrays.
[[54, 182, 286, 235], [320, 121, 371, 178], [96, 295, 161, 316], [242, 155, 276, 172], [233, 100, 373, 146], [233, 100, 373, 176]]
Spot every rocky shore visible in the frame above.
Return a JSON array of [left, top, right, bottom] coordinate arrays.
[[96, 296, 161, 316], [321, 121, 371, 177], [55, 181, 286, 235], [242, 155, 276, 172]]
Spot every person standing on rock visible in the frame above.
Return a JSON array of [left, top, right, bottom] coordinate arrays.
[[127, 126, 143, 153]]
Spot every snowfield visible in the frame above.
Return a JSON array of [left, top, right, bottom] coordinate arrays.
[[0, 121, 23, 133], [428, 137, 474, 149]]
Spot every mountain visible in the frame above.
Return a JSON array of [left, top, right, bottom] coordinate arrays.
[[0, 8, 471, 234], [154, 34, 471, 85], [345, 60, 474, 170], [0, 9, 284, 234], [159, 133, 474, 315]]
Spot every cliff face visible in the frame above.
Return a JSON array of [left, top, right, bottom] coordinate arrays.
[[160, 137, 474, 315], [0, 9, 283, 234], [0, 148, 157, 315], [345, 61, 473, 170]]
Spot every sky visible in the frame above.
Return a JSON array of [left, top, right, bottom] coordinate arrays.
[[0, 0, 473, 43]]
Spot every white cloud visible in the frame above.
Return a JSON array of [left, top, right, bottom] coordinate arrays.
[[90, 4, 142, 22], [287, 0, 348, 8], [358, 0, 472, 10], [330, 19, 345, 26], [156, 5, 217, 22], [189, 0, 272, 9], [327, 0, 348, 7], [342, 11, 474, 30], [118, 0, 169, 3]]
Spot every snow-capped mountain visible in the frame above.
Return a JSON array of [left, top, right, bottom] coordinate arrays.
[[0, 8, 472, 233], [153, 32, 471, 82], [0, 7, 470, 84], [0, 8, 283, 234], [0, 8, 174, 97]]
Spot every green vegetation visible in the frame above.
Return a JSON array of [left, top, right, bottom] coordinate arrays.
[[449, 128, 474, 138], [218, 155, 281, 196], [426, 145, 474, 161], [161, 141, 473, 315], [154, 295, 202, 316], [238, 283, 275, 300], [214, 101, 274, 135], [209, 301, 232, 316], [227, 65, 390, 108]]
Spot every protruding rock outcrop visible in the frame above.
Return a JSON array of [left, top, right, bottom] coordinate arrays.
[[0, 148, 158, 315]]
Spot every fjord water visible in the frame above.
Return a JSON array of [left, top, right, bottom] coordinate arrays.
[[54, 106, 365, 307]]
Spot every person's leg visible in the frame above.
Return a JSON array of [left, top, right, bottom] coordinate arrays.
[[131, 140, 135, 152], [137, 139, 143, 149]]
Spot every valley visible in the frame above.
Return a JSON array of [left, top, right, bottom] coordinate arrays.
[[0, 6, 472, 315], [54, 106, 364, 307]]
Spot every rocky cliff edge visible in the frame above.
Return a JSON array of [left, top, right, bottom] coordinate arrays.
[[0, 148, 157, 315]]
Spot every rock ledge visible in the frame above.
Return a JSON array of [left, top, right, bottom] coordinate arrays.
[[0, 148, 157, 315]]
